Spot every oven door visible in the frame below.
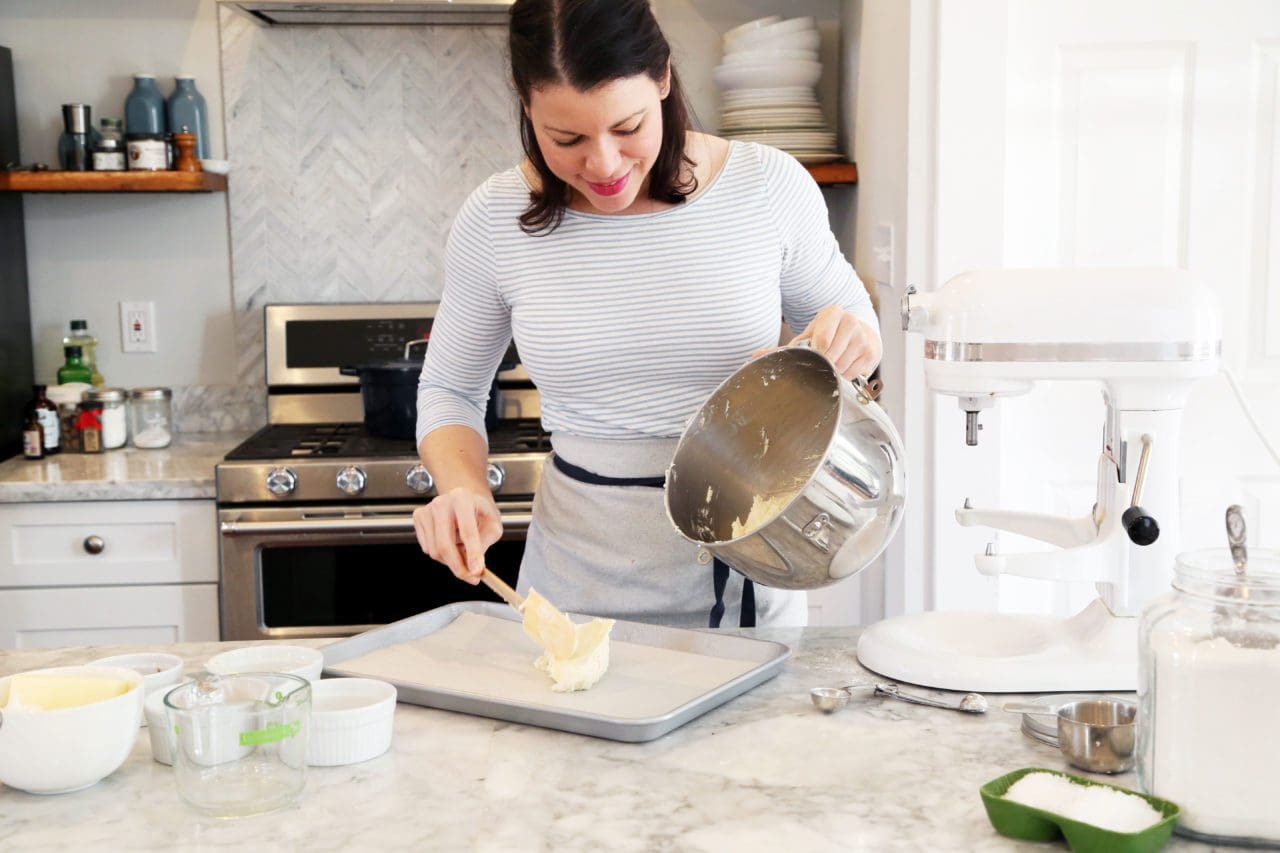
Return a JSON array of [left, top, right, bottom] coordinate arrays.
[[218, 503, 531, 641]]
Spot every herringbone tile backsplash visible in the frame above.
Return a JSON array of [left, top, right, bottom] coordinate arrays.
[[220, 10, 522, 386]]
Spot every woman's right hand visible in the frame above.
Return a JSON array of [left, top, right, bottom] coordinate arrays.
[[412, 487, 504, 584]]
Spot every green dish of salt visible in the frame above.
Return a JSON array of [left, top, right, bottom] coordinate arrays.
[[980, 767, 1180, 853]]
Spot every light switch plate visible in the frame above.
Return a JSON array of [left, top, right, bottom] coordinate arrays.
[[120, 301, 157, 353]]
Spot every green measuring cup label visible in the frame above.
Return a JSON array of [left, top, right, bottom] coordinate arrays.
[[239, 720, 302, 746]]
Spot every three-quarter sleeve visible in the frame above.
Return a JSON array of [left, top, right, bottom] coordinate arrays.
[[757, 144, 880, 341], [416, 181, 512, 448]]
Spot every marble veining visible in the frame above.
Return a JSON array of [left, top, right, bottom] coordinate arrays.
[[219, 10, 523, 388], [0, 432, 248, 503], [171, 385, 267, 434], [0, 630, 1214, 851]]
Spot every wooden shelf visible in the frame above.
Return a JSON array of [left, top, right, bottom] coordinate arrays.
[[0, 170, 227, 193], [805, 161, 858, 186]]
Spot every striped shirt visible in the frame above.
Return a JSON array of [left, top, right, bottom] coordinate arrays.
[[416, 141, 878, 446]]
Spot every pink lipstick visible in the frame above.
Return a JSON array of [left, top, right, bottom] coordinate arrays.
[[586, 171, 630, 197]]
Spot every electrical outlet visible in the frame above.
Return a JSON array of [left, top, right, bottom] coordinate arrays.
[[120, 301, 157, 353]]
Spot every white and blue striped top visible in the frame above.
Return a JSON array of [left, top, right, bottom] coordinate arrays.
[[416, 141, 878, 446]]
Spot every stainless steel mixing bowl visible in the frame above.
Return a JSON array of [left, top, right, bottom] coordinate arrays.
[[665, 346, 907, 590]]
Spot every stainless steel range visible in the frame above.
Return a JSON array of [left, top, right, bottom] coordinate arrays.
[[217, 303, 547, 641]]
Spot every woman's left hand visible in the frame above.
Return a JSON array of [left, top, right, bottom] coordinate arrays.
[[790, 305, 882, 379]]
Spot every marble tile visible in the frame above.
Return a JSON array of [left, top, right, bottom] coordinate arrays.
[[218, 10, 523, 388], [171, 384, 266, 434]]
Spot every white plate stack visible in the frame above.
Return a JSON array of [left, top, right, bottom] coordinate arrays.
[[714, 16, 840, 165]]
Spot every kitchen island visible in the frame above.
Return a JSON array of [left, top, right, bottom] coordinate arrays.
[[0, 628, 1213, 851]]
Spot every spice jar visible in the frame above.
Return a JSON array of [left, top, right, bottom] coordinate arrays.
[[84, 388, 127, 449], [1138, 547, 1280, 845], [128, 387, 173, 449], [77, 401, 104, 454], [46, 383, 89, 454]]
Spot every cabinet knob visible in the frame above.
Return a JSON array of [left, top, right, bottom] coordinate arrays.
[[83, 535, 105, 555]]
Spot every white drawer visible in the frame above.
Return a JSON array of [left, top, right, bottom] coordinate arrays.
[[0, 500, 217, 588], [0, 583, 220, 648]]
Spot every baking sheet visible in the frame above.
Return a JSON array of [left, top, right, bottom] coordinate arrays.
[[321, 602, 790, 742]]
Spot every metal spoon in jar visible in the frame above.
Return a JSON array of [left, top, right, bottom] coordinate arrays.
[[810, 682, 988, 714]]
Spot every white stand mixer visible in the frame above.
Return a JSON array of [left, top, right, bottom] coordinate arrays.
[[856, 268, 1221, 691]]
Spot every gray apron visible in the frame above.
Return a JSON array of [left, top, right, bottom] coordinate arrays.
[[517, 434, 808, 628]]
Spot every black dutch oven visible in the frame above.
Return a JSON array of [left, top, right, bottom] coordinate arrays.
[[340, 340, 508, 441]]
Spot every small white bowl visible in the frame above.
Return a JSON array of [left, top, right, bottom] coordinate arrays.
[[143, 686, 176, 765], [206, 644, 324, 683], [0, 665, 144, 794], [722, 16, 781, 46], [199, 158, 230, 174], [714, 59, 823, 92], [307, 678, 397, 767], [91, 653, 184, 725], [723, 48, 820, 65], [727, 28, 820, 54]]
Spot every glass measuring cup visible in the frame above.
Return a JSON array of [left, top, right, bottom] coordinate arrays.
[[163, 672, 310, 818]]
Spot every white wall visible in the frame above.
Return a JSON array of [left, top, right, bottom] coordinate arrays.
[[1, 0, 235, 390]]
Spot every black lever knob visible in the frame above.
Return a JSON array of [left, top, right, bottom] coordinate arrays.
[[1122, 506, 1160, 546]]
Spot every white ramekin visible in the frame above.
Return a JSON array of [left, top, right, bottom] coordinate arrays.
[[206, 644, 324, 683], [307, 678, 397, 767], [90, 652, 185, 726]]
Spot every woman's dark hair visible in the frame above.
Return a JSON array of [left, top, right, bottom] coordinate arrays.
[[509, 0, 696, 234]]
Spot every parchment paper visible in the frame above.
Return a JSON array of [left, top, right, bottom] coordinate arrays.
[[331, 612, 759, 720]]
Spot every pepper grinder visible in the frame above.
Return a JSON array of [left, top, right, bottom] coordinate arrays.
[[173, 127, 202, 173], [58, 103, 93, 171]]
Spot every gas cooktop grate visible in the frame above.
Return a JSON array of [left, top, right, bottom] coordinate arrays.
[[224, 419, 551, 461]]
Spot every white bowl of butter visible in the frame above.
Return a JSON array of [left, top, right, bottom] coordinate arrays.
[[0, 665, 144, 794]]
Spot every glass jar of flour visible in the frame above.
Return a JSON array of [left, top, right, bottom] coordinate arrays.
[[127, 387, 173, 449], [1138, 548, 1280, 845]]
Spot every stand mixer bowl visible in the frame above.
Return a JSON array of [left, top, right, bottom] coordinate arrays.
[[665, 346, 907, 590]]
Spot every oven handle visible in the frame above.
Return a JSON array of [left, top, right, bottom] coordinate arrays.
[[219, 511, 533, 536]]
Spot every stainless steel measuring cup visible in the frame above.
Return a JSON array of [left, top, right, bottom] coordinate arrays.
[[1005, 697, 1136, 773]]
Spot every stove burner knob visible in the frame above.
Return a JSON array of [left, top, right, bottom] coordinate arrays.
[[486, 462, 505, 492], [336, 465, 367, 496], [405, 464, 434, 494], [265, 466, 298, 497]]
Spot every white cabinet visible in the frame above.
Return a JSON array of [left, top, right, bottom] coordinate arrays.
[[0, 500, 219, 648]]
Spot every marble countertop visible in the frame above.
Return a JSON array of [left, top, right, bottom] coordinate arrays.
[[0, 432, 250, 503], [0, 629, 1214, 851]]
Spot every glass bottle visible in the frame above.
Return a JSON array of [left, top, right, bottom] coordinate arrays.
[[26, 384, 61, 455], [1138, 547, 1280, 845], [92, 118, 126, 171], [22, 412, 44, 460], [63, 320, 104, 388], [56, 345, 94, 385], [166, 76, 209, 160], [58, 103, 92, 171]]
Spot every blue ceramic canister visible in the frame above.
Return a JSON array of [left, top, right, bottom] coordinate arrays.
[[124, 73, 166, 136], [166, 76, 208, 159]]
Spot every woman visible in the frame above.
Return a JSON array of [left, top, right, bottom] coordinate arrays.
[[412, 0, 880, 628]]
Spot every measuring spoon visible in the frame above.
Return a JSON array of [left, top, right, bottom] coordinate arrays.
[[810, 682, 988, 714]]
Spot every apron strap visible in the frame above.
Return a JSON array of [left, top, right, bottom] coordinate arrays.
[[551, 453, 666, 488], [551, 453, 757, 629]]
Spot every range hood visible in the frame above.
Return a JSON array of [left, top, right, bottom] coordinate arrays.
[[220, 0, 514, 26]]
